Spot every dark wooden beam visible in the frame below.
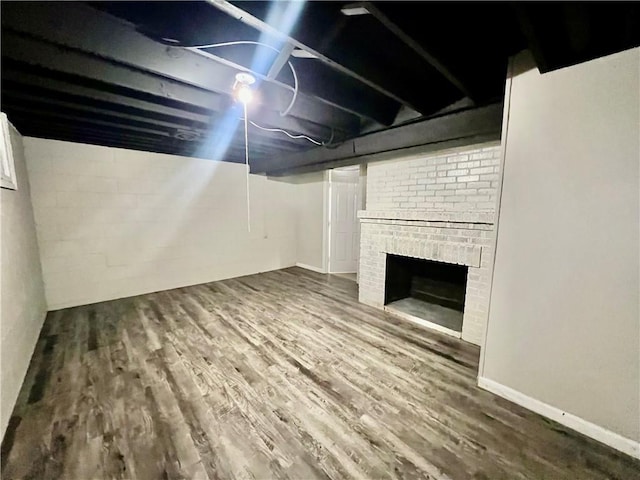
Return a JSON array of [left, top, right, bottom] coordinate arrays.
[[8, 112, 293, 164], [362, 2, 474, 100], [1, 32, 227, 112], [266, 42, 295, 80], [1, 37, 344, 143], [287, 60, 401, 126], [2, 86, 200, 132], [1, 65, 213, 125], [190, 42, 397, 125], [0, 2, 360, 133], [0, 90, 309, 153], [252, 103, 504, 175], [4, 102, 173, 138], [89, 1, 399, 125], [513, 4, 640, 74], [511, 5, 550, 73], [205, 0, 424, 113]]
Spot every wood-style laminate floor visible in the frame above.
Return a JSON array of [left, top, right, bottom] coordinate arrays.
[[2, 267, 638, 480]]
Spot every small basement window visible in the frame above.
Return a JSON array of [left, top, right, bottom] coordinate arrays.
[[0, 113, 17, 191]]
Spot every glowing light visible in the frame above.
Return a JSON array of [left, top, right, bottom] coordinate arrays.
[[196, 1, 307, 162], [236, 84, 253, 104], [234, 72, 255, 104]]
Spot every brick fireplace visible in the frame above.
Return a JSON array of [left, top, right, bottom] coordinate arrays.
[[358, 143, 501, 346]]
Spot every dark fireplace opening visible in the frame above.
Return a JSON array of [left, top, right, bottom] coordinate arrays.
[[384, 254, 468, 333]]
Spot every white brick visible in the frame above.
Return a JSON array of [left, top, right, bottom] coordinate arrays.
[[470, 152, 495, 160], [437, 163, 457, 171], [457, 161, 481, 169], [470, 166, 495, 175], [436, 177, 456, 184], [361, 142, 501, 346], [480, 159, 499, 167], [480, 173, 500, 181], [458, 175, 480, 182], [447, 154, 468, 163]]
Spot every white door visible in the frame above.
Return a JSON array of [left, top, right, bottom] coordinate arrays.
[[329, 170, 359, 273]]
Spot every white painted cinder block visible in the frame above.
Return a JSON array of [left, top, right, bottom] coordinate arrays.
[[24, 138, 298, 309]]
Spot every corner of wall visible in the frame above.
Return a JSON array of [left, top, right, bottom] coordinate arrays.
[[1, 121, 48, 441]]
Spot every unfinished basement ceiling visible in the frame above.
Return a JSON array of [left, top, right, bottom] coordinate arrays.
[[1, 2, 638, 174]]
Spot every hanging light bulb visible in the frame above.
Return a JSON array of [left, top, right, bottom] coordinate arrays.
[[233, 72, 256, 104], [236, 84, 253, 104], [231, 72, 256, 232]]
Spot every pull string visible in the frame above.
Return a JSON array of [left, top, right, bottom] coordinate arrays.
[[243, 101, 251, 233]]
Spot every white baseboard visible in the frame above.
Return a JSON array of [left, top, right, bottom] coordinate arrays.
[[478, 376, 640, 460], [295, 262, 326, 274]]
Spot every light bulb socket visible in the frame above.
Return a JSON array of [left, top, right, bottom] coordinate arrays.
[[235, 72, 256, 86], [233, 72, 256, 104]]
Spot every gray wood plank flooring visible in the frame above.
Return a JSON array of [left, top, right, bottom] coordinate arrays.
[[2, 267, 638, 479]]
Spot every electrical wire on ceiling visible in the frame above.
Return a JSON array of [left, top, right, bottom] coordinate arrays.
[[178, 40, 299, 116], [248, 121, 323, 146], [170, 39, 330, 146]]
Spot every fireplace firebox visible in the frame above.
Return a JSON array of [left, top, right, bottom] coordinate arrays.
[[384, 254, 468, 333]]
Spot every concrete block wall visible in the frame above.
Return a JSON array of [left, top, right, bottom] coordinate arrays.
[[1, 123, 47, 440], [367, 143, 501, 211], [359, 142, 502, 346], [24, 138, 297, 310]]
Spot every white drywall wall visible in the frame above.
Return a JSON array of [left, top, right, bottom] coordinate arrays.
[[1, 123, 47, 440], [482, 48, 640, 449], [24, 138, 297, 310], [285, 171, 327, 272]]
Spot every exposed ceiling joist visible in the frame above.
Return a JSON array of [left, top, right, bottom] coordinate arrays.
[[1, 32, 227, 112], [266, 42, 295, 80], [188, 43, 396, 125], [1, 91, 310, 153], [2, 66, 212, 125], [252, 103, 504, 175], [1, 33, 343, 144], [361, 2, 474, 100], [205, 0, 423, 114], [0, 2, 360, 134], [5, 101, 174, 138], [287, 60, 401, 126], [513, 3, 640, 74], [3, 1, 635, 168], [1, 66, 338, 146], [10, 110, 295, 162], [2, 89, 200, 133]]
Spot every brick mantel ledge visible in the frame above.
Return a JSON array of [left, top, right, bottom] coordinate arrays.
[[358, 210, 495, 225]]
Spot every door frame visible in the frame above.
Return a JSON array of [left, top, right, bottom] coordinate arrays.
[[321, 170, 330, 273], [325, 166, 362, 274]]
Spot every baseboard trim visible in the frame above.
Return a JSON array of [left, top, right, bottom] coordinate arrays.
[[295, 263, 326, 274], [478, 376, 640, 459]]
